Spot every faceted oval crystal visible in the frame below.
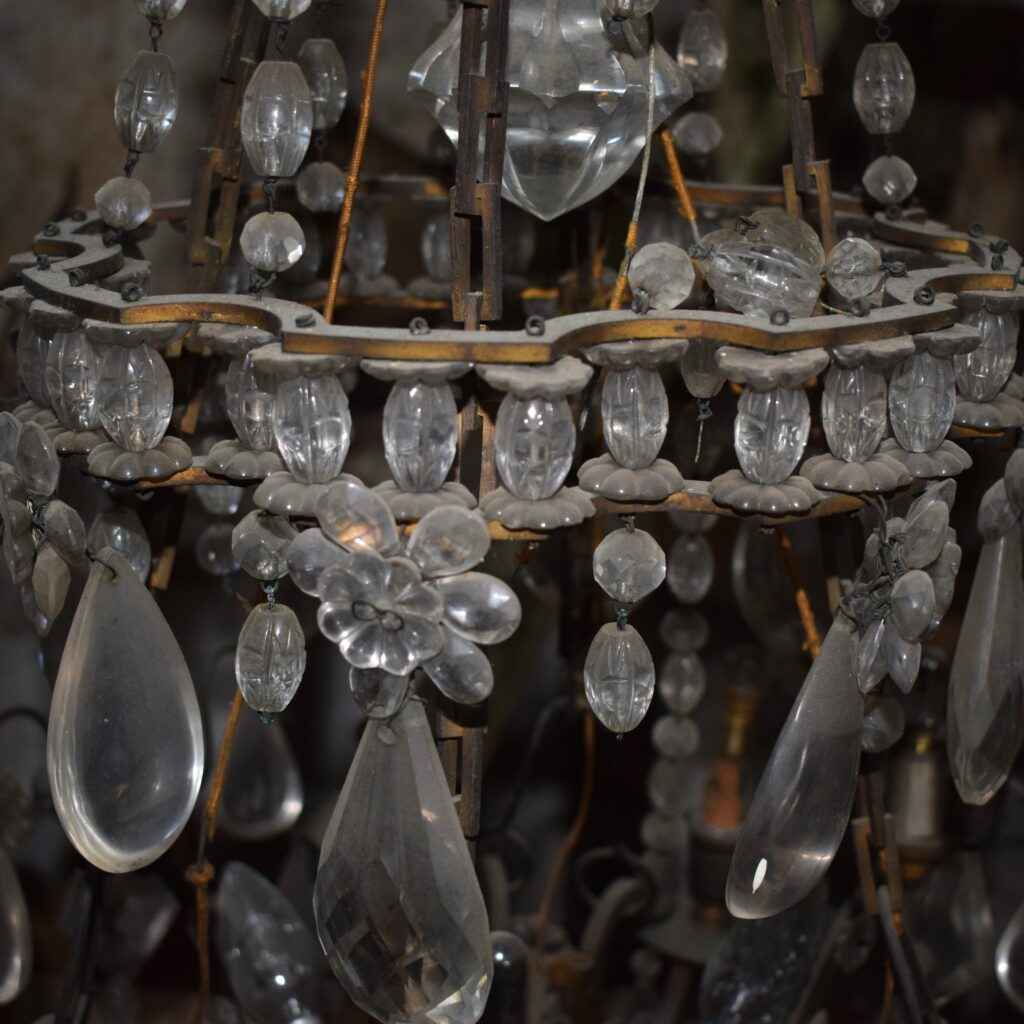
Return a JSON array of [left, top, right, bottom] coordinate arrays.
[[671, 110, 723, 156], [273, 374, 351, 483], [735, 385, 810, 484], [16, 318, 52, 407], [862, 154, 917, 206], [825, 237, 882, 302], [225, 351, 275, 451], [627, 243, 695, 310], [88, 508, 151, 582], [136, 0, 188, 17], [651, 714, 700, 759], [383, 382, 458, 492], [422, 630, 494, 705], [97, 344, 173, 451], [345, 205, 388, 281], [240, 211, 305, 273], [47, 549, 204, 872], [593, 527, 666, 604], [240, 60, 313, 177], [494, 394, 575, 500], [296, 160, 346, 213], [45, 329, 100, 431], [708, 240, 821, 320], [235, 603, 307, 716], [349, 666, 409, 719], [298, 37, 348, 131], [658, 652, 705, 713], [435, 572, 522, 645], [317, 480, 399, 553], [676, 7, 728, 93], [889, 351, 955, 453], [408, 506, 490, 578], [231, 510, 298, 580], [251, 0, 312, 18], [0, 848, 31, 1004], [95, 176, 152, 231], [666, 533, 714, 604], [115, 51, 178, 154], [954, 309, 1018, 402], [852, 0, 900, 15], [822, 364, 887, 462], [16, 421, 59, 495], [602, 366, 668, 469], [420, 212, 452, 282], [584, 622, 656, 733], [287, 527, 345, 595], [314, 700, 493, 1024], [853, 42, 915, 136]]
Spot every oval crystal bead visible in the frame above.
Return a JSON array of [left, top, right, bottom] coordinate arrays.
[[251, 0, 312, 18], [602, 366, 668, 469], [888, 351, 955, 453], [383, 382, 458, 492], [853, 42, 915, 136], [239, 211, 305, 273], [296, 160, 346, 213], [235, 603, 307, 716], [584, 623, 656, 734], [822, 364, 887, 462], [671, 110, 723, 157], [734, 385, 810, 484], [97, 344, 173, 451], [45, 329, 101, 432], [225, 351, 276, 451], [298, 37, 348, 131], [114, 50, 178, 154], [676, 7, 728, 93], [954, 309, 1019, 402], [240, 60, 313, 178], [345, 205, 388, 281], [16, 318, 52, 408], [494, 394, 575, 500], [272, 374, 351, 483]]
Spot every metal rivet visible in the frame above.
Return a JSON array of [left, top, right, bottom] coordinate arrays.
[[408, 316, 430, 336], [885, 204, 902, 222], [913, 286, 935, 306], [294, 312, 315, 328], [525, 315, 546, 336], [120, 282, 145, 303], [36, 255, 51, 271], [992, 254, 1005, 271], [68, 268, 86, 287], [42, 223, 59, 237], [70, 209, 88, 222], [102, 230, 120, 248], [968, 222, 985, 238], [991, 238, 1009, 254], [850, 297, 871, 318], [770, 309, 790, 326]]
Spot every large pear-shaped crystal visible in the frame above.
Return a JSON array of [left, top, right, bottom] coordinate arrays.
[[235, 604, 307, 716], [0, 848, 31, 1004], [947, 523, 1024, 805], [240, 60, 313, 178], [383, 382, 458, 492], [726, 619, 862, 919], [676, 7, 728, 93], [273, 374, 351, 483], [954, 309, 1018, 403], [735, 385, 810, 484], [97, 344, 173, 452], [115, 51, 178, 154], [47, 550, 204, 872], [822, 364, 887, 462], [888, 351, 955, 453], [601, 366, 668, 469], [494, 394, 575, 500], [584, 623, 655, 733], [225, 350, 275, 451], [45, 329, 101, 432], [314, 699, 493, 1024], [298, 37, 348, 131], [853, 42, 915, 135]]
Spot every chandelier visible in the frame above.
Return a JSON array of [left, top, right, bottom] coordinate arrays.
[[2, 0, 1023, 1022]]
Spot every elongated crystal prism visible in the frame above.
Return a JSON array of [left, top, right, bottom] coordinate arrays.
[[314, 699, 493, 1024], [726, 619, 862, 919], [47, 549, 203, 872]]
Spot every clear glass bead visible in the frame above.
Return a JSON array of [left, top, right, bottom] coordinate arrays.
[[297, 37, 348, 131], [735, 385, 810, 484], [641, 812, 690, 852], [115, 51, 178, 154], [273, 374, 351, 483], [344, 205, 388, 281], [658, 607, 709, 652], [232, 510, 297, 580], [240, 211, 305, 273], [889, 351, 956, 453], [852, 0, 901, 18], [97, 344, 173, 451], [825, 237, 882, 301], [16, 422, 59, 495], [647, 758, 690, 814], [601, 366, 668, 469], [708, 239, 821, 319], [671, 110, 723, 156], [240, 60, 313, 178], [627, 244, 695, 310], [954, 309, 1019, 402], [0, 849, 31, 1004], [251, 0, 312, 18], [652, 715, 700, 758], [296, 160, 346, 213], [748, 210, 825, 274], [16, 318, 51, 407], [676, 7, 728, 93], [45, 329, 100, 432], [666, 534, 714, 604], [822, 364, 887, 462], [584, 623, 656, 733], [88, 509, 151, 582], [383, 382, 457, 492], [420, 211, 452, 283], [658, 652, 706, 713], [136, 0, 188, 17], [853, 42, 915, 136], [95, 176, 152, 231], [235, 603, 307, 715], [225, 351, 276, 451], [862, 154, 917, 205], [494, 394, 575, 500], [593, 527, 666, 603], [195, 482, 243, 516]]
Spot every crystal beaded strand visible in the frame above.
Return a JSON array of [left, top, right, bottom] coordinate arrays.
[[672, 1, 729, 169]]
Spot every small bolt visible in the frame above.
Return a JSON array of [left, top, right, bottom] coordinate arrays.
[[631, 287, 651, 315], [850, 297, 871, 318], [913, 285, 935, 306], [968, 222, 985, 239], [70, 208, 87, 222], [882, 260, 907, 278], [120, 282, 145, 303], [102, 230, 120, 248], [770, 308, 790, 326], [294, 311, 315, 328], [991, 238, 1009, 254], [525, 315, 546, 336], [42, 223, 59, 237], [408, 316, 430, 336], [35, 255, 51, 270], [68, 268, 86, 287], [992, 254, 1005, 271], [885, 204, 902, 222], [736, 214, 758, 235]]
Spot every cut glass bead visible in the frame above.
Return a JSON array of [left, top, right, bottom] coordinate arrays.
[[383, 382, 458, 492], [671, 110, 723, 156], [584, 622, 655, 733], [734, 385, 810, 484], [602, 366, 669, 469], [16, 421, 59, 495], [862, 154, 917, 206], [676, 7, 728, 93], [95, 176, 152, 231], [748, 210, 824, 274], [658, 652, 705, 712], [825, 237, 882, 302], [286, 527, 344, 595], [708, 240, 820, 320], [853, 42, 915, 136], [114, 51, 178, 154], [240, 61, 313, 178], [888, 351, 955, 453], [16, 318, 51, 408], [349, 666, 409, 718], [658, 607, 709, 652], [88, 508, 151, 582], [296, 160, 346, 213], [626, 243, 695, 310], [666, 533, 714, 605], [235, 603, 307, 715], [297, 37, 348, 131], [273, 374, 351, 483], [593, 527, 666, 604], [232, 510, 298, 580], [97, 344, 173, 452], [45, 329, 100, 432], [652, 715, 700, 759], [420, 212, 452, 282], [136, 0, 188, 17], [196, 522, 240, 576], [494, 394, 575, 500], [240, 211, 305, 273], [225, 351, 276, 451], [852, 0, 900, 15], [822, 364, 887, 462], [954, 309, 1018, 403]]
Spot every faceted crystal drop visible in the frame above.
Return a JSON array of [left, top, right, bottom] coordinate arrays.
[[215, 862, 322, 1024], [97, 344, 173, 452], [420, 212, 452, 282], [584, 623, 656, 733], [251, 0, 312, 19], [287, 527, 344, 595], [852, 0, 900, 15], [16, 319, 51, 407], [422, 630, 494, 705], [435, 572, 522, 645], [954, 309, 1019, 402], [47, 549, 204, 872], [853, 42, 915, 136], [726, 619, 862, 919], [88, 509, 151, 582], [825, 237, 882, 302], [344, 206, 388, 281], [16, 421, 59, 495], [235, 603, 307, 716], [862, 154, 917, 206], [273, 374, 351, 483], [383, 382, 458, 492], [95, 176, 152, 231], [349, 666, 410, 718], [888, 351, 955, 453], [317, 480, 399, 554], [494, 394, 575, 500], [707, 240, 821, 320], [232, 510, 298, 580], [0, 848, 31, 1004], [240, 211, 305, 273], [666, 533, 714, 604], [45, 329, 100, 432], [240, 61, 313, 178], [593, 528, 666, 604], [676, 7, 728, 93], [602, 366, 668, 469], [408, 506, 490, 578], [136, 0, 188, 17], [947, 524, 1024, 805], [658, 652, 705, 713], [225, 351, 276, 451], [115, 51, 178, 154], [296, 160, 346, 213], [735, 385, 810, 484], [822, 364, 887, 462], [671, 110, 723, 157], [298, 38, 348, 131], [314, 699, 493, 1023]]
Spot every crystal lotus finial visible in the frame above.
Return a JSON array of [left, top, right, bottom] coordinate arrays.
[[241, 61, 313, 178], [296, 161, 346, 213], [47, 549, 204, 872], [298, 38, 348, 131], [115, 51, 178, 154], [314, 699, 493, 1024]]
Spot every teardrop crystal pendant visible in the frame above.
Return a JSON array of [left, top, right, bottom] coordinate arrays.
[[726, 619, 862, 919], [47, 549, 204, 872], [314, 699, 492, 1024]]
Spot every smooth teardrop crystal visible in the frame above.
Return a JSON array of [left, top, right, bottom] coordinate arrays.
[[47, 549, 204, 872], [593, 528, 666, 604], [602, 366, 669, 469], [225, 351, 276, 451], [115, 51, 178, 154], [0, 848, 32, 1004], [45, 329, 101, 432], [853, 42, 915, 136], [273, 374, 351, 483], [726, 619, 862, 919], [676, 7, 728, 93], [298, 38, 348, 131], [97, 344, 173, 452], [947, 523, 1024, 805], [88, 508, 151, 582], [627, 244, 695, 311], [240, 61, 313, 178], [494, 394, 575, 500], [314, 699, 493, 1024], [954, 309, 1018, 402], [235, 604, 307, 716], [658, 651, 706, 712], [822, 364, 887, 462], [888, 351, 955, 453], [383, 382, 458, 492], [584, 623, 656, 734], [735, 385, 810, 484]]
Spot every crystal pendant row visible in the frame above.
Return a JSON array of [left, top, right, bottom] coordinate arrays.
[[671, 2, 729, 163], [850, 0, 918, 212]]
